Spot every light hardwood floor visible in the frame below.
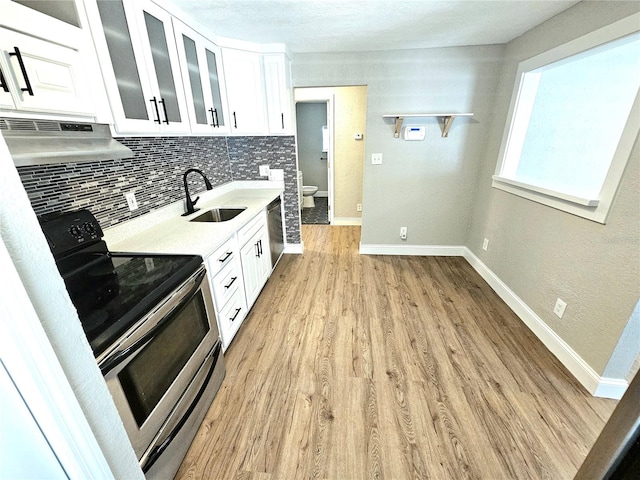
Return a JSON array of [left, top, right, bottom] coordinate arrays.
[[176, 225, 616, 480]]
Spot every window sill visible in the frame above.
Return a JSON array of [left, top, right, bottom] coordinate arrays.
[[492, 176, 600, 207], [491, 175, 608, 224]]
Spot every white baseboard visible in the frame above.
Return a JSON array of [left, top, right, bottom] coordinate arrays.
[[593, 377, 629, 399], [359, 244, 465, 256], [462, 247, 627, 399], [333, 217, 362, 226], [283, 242, 304, 254]]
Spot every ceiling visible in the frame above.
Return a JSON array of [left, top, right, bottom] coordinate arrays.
[[171, 0, 581, 54]]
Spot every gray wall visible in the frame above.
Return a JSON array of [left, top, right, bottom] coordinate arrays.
[[293, 46, 504, 245], [466, 1, 640, 375], [291, 2, 640, 378], [296, 102, 328, 192]]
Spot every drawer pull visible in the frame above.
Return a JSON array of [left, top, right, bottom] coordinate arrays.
[[218, 251, 232, 263], [229, 307, 242, 322], [224, 276, 237, 289]]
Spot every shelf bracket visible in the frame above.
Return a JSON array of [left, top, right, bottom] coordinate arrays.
[[441, 116, 456, 138], [383, 113, 473, 138], [393, 116, 404, 138]]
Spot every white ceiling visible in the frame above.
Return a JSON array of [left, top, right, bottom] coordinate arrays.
[[171, 0, 581, 53]]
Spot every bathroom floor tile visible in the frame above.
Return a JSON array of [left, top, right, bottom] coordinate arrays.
[[301, 197, 329, 224]]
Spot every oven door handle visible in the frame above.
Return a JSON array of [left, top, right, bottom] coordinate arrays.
[[141, 341, 221, 473], [100, 269, 206, 375]]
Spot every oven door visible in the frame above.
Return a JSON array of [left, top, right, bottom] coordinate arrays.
[[99, 265, 219, 457]]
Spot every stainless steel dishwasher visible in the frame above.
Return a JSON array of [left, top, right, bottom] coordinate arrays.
[[267, 197, 284, 268]]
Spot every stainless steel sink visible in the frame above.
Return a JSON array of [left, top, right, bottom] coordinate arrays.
[[190, 207, 246, 223]]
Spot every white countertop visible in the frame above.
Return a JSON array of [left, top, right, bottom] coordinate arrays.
[[104, 181, 283, 258]]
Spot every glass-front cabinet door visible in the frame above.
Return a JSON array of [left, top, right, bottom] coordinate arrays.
[[89, 0, 189, 134], [173, 19, 228, 134]]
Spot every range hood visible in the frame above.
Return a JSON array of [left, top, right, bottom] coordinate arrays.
[[1, 117, 133, 166]]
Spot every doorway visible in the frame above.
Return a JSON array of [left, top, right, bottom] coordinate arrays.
[[294, 86, 367, 232], [296, 101, 330, 225]]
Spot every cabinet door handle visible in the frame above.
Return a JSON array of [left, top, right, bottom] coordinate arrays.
[[8, 47, 34, 96], [281, 113, 284, 129], [255, 242, 260, 257], [209, 108, 215, 127], [229, 307, 242, 322], [218, 251, 232, 263], [158, 98, 170, 124], [224, 276, 237, 289], [150, 97, 161, 123], [258, 239, 263, 256], [233, 111, 237, 129], [0, 68, 9, 92], [214, 108, 219, 127]]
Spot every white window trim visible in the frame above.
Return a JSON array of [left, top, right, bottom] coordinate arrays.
[[493, 12, 640, 224]]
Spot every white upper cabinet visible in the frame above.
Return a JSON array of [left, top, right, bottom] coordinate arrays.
[[84, 0, 294, 136], [88, 0, 189, 134], [0, 2, 99, 119], [222, 49, 267, 135], [173, 20, 229, 135], [262, 53, 293, 135]]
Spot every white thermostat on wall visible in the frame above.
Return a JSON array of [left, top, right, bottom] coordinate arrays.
[[403, 126, 426, 141]]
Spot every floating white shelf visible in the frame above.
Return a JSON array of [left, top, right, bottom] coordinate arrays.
[[382, 113, 474, 138]]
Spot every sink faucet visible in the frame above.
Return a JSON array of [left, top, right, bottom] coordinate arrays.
[[181, 168, 213, 216]]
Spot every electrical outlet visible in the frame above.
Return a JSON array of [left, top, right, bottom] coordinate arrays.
[[357, 203, 362, 212], [372, 153, 383, 165], [259, 165, 270, 176], [400, 226, 407, 240], [553, 298, 567, 318], [125, 192, 138, 211], [482, 238, 489, 251]]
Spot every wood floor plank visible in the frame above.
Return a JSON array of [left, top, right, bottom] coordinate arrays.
[[175, 225, 617, 480]]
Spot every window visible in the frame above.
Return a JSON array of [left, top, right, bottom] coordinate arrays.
[[493, 13, 640, 223]]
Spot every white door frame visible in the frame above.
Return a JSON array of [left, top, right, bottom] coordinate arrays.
[[294, 88, 335, 225]]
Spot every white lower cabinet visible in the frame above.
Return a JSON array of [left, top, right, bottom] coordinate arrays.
[[205, 208, 272, 351], [239, 211, 271, 309], [206, 235, 247, 351]]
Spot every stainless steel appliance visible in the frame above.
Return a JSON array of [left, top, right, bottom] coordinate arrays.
[[39, 209, 225, 479], [1, 117, 133, 165], [267, 196, 284, 268]]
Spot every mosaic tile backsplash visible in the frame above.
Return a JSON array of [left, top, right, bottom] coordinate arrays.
[[17, 135, 300, 244]]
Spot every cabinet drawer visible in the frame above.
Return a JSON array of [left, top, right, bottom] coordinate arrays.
[[212, 259, 242, 308], [207, 235, 236, 276], [238, 210, 266, 246], [218, 288, 246, 350]]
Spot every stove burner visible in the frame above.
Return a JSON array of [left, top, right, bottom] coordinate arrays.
[[118, 262, 172, 286]]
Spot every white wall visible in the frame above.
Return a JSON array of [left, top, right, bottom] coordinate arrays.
[[466, 1, 640, 376], [0, 135, 143, 479], [293, 46, 504, 245]]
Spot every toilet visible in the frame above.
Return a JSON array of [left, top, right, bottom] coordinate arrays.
[[302, 186, 318, 208], [297, 171, 318, 209]]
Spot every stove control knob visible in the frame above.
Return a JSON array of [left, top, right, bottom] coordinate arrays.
[[83, 222, 96, 235], [69, 225, 82, 238]]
